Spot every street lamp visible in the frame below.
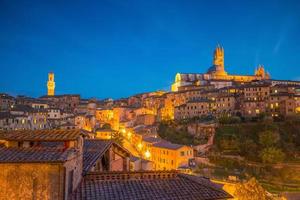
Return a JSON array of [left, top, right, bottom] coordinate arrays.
[[127, 131, 132, 139], [144, 150, 151, 159], [120, 128, 126, 136], [137, 142, 143, 150]]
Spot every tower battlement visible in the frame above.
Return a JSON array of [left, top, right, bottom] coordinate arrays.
[[47, 72, 55, 96]]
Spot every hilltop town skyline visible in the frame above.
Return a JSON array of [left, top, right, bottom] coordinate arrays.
[[2, 44, 299, 100], [1, 0, 300, 98], [1, 1, 300, 199]]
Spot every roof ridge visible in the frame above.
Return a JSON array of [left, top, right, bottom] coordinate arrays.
[[178, 174, 233, 199]]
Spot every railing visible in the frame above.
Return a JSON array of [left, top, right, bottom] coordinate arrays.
[[85, 170, 178, 181]]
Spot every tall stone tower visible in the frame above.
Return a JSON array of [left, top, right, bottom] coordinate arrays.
[[208, 45, 227, 76], [47, 72, 55, 96], [213, 45, 224, 67]]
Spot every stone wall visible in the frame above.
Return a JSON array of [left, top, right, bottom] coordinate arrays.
[[63, 152, 83, 199], [0, 163, 64, 200]]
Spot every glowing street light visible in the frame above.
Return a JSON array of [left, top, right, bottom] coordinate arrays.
[[137, 142, 143, 150], [127, 131, 132, 138], [144, 150, 151, 159], [120, 128, 126, 136]]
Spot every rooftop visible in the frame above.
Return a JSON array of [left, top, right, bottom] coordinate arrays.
[[83, 139, 112, 174], [152, 141, 185, 150], [71, 171, 232, 200], [40, 94, 80, 98], [0, 146, 75, 163], [0, 129, 83, 141], [142, 136, 162, 144]]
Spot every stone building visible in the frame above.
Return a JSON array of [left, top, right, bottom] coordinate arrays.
[[174, 99, 213, 120], [40, 94, 80, 112], [0, 93, 15, 111], [0, 129, 131, 200], [0, 127, 231, 199], [83, 139, 130, 174], [142, 137, 194, 171], [0, 112, 28, 130], [0, 129, 84, 200], [0, 105, 49, 130], [171, 45, 270, 92], [71, 171, 232, 200], [47, 72, 55, 96]]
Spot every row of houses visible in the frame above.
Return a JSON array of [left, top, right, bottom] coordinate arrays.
[[173, 82, 300, 119], [0, 129, 231, 200]]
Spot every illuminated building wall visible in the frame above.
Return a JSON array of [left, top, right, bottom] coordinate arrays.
[[150, 145, 194, 170], [47, 72, 55, 96], [171, 45, 270, 92]]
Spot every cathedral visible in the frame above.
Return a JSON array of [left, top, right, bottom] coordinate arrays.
[[171, 45, 270, 91]]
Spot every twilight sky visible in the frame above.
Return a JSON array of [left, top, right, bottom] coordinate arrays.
[[0, 0, 300, 99]]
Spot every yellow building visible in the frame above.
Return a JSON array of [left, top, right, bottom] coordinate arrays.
[[95, 128, 116, 140], [142, 137, 194, 170], [95, 108, 120, 130], [47, 72, 55, 96], [0, 129, 84, 200], [171, 45, 270, 92]]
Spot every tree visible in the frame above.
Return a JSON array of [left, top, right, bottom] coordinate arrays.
[[259, 130, 280, 148], [240, 139, 258, 161], [259, 147, 285, 164], [234, 178, 268, 200], [102, 123, 112, 129], [218, 115, 241, 124]]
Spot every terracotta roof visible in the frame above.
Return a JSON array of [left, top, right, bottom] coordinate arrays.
[[83, 139, 130, 174], [143, 137, 162, 144], [11, 104, 34, 112], [0, 129, 83, 141], [0, 146, 75, 163], [153, 141, 185, 150], [40, 94, 80, 98], [83, 139, 113, 174], [241, 83, 271, 88], [71, 171, 232, 200]]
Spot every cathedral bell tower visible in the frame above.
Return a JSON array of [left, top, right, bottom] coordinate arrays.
[[47, 72, 55, 96], [207, 45, 228, 76]]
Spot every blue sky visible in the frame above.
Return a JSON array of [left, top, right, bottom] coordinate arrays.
[[0, 0, 300, 99]]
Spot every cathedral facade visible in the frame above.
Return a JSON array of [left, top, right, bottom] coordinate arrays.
[[171, 45, 270, 91]]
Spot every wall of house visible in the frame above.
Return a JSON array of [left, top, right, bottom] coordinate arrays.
[[111, 154, 124, 171], [63, 152, 83, 200], [0, 163, 64, 200]]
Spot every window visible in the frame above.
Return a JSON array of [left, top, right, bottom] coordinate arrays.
[[180, 151, 185, 156]]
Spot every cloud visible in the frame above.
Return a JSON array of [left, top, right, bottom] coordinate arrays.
[[273, 16, 293, 55]]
